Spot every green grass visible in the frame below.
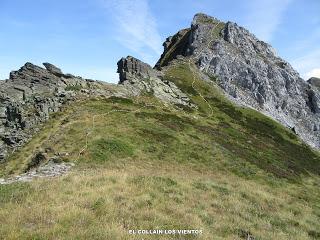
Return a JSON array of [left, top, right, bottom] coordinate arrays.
[[163, 61, 320, 179], [89, 138, 134, 163], [65, 85, 83, 91], [0, 182, 33, 204], [210, 22, 225, 39], [0, 62, 319, 239]]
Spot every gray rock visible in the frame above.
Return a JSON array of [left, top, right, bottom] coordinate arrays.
[[117, 56, 195, 107], [0, 62, 131, 162], [0, 160, 75, 184], [117, 56, 153, 83], [157, 12, 320, 149], [308, 77, 320, 90], [43, 62, 63, 76]]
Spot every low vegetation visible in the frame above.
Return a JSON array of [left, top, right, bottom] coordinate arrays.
[[0, 61, 319, 239], [65, 85, 83, 91]]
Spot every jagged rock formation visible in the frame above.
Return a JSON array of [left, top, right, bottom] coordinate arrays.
[[157, 13, 320, 149], [0, 59, 194, 162], [0, 63, 123, 162], [155, 28, 191, 68], [117, 56, 194, 107]]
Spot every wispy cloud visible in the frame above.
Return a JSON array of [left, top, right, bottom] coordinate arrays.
[[287, 25, 320, 79], [291, 48, 320, 79], [102, 0, 162, 63], [244, 0, 292, 42], [305, 68, 320, 79]]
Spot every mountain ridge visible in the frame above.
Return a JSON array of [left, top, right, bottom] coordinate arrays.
[[1, 13, 320, 164], [0, 13, 320, 239]]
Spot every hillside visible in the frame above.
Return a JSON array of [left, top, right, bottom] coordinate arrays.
[[0, 13, 320, 240]]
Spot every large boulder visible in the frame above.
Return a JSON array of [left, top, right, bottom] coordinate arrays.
[[117, 56, 154, 84]]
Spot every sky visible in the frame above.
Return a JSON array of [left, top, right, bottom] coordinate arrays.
[[0, 0, 319, 83]]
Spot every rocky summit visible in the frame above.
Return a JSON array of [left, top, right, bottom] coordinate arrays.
[[157, 13, 320, 149]]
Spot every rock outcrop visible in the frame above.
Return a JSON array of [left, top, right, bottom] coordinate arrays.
[[156, 13, 320, 149], [308, 77, 320, 90], [117, 56, 194, 107], [0, 63, 125, 162], [0, 59, 194, 162]]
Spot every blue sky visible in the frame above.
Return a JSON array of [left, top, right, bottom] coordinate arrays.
[[0, 0, 319, 83]]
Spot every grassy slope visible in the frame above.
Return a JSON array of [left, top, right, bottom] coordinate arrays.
[[0, 62, 320, 240]]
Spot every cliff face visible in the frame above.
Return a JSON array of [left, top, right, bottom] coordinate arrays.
[[157, 13, 320, 149]]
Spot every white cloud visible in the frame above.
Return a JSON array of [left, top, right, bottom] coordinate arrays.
[[288, 26, 320, 79], [305, 68, 320, 80], [102, 0, 162, 63], [291, 48, 320, 79], [244, 0, 292, 42]]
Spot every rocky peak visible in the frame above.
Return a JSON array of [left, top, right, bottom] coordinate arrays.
[[192, 13, 221, 26], [155, 13, 320, 149], [223, 22, 278, 58], [9, 62, 44, 81], [8, 62, 64, 88], [156, 13, 224, 69], [155, 28, 191, 69]]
